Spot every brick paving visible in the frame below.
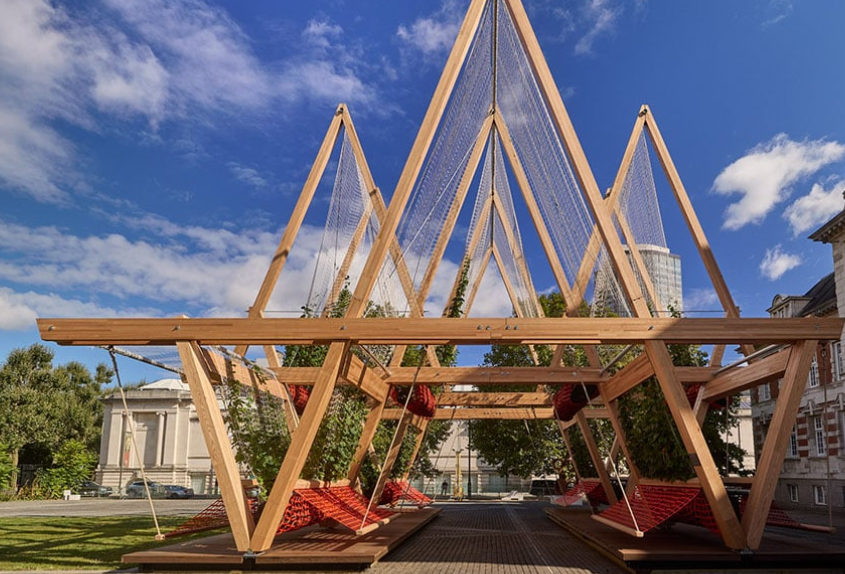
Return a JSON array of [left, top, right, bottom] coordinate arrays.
[[371, 501, 626, 574]]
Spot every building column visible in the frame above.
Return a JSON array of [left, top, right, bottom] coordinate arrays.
[[156, 411, 166, 467]]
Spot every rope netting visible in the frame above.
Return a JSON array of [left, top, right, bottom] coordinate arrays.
[[294, 486, 395, 533], [390, 2, 494, 294], [165, 496, 261, 538], [378, 480, 432, 507], [593, 130, 675, 317], [166, 486, 394, 539], [495, 2, 594, 287], [553, 478, 608, 508], [595, 484, 701, 534]]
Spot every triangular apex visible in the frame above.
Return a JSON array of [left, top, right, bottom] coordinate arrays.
[[349, 0, 649, 322], [236, 105, 417, 356]]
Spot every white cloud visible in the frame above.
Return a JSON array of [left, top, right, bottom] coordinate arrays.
[[228, 162, 269, 190], [396, 2, 463, 56], [574, 0, 622, 55], [759, 245, 802, 281], [683, 288, 720, 314], [762, 0, 793, 27], [713, 134, 845, 230], [783, 178, 845, 236], [0, 287, 159, 331], [0, 0, 387, 204]]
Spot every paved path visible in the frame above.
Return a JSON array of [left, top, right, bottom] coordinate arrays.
[[373, 501, 626, 574]]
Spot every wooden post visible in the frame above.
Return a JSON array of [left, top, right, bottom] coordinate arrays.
[[643, 340, 746, 549], [370, 411, 414, 506], [250, 342, 346, 552], [402, 418, 430, 481], [177, 342, 253, 551], [235, 107, 344, 356], [347, 389, 389, 487], [575, 410, 618, 505], [742, 340, 816, 549]]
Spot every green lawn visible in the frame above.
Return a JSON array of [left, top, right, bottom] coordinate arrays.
[[0, 516, 223, 570]]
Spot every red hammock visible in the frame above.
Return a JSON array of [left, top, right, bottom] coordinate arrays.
[[553, 478, 608, 508], [289, 385, 310, 415], [378, 480, 432, 507], [593, 484, 702, 535], [552, 383, 599, 421], [165, 486, 394, 538], [390, 385, 437, 418]]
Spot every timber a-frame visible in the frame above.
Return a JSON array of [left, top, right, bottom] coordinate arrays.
[[39, 0, 842, 556]]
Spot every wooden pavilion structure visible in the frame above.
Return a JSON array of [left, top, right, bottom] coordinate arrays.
[[39, 0, 842, 557]]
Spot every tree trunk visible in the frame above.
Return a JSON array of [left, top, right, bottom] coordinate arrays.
[[9, 449, 18, 492]]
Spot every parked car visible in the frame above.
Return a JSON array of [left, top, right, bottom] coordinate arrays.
[[126, 480, 166, 498], [528, 479, 561, 496], [77, 481, 113, 498], [163, 484, 194, 499]]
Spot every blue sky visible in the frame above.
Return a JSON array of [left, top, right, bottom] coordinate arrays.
[[1, 0, 844, 382]]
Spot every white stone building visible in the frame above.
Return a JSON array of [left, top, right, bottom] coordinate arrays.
[[750, 209, 845, 511], [96, 378, 218, 495]]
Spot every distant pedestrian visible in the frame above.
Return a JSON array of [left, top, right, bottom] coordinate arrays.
[[441, 480, 448, 496]]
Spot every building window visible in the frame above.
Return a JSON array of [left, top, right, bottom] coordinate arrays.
[[832, 341, 844, 381], [759, 383, 771, 401], [788, 484, 799, 503], [814, 417, 826, 456], [813, 485, 827, 506], [789, 426, 798, 457], [808, 357, 819, 388]]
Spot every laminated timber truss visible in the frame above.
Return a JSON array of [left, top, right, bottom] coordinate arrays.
[[39, 0, 843, 555]]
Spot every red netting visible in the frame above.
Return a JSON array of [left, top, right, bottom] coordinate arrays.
[[552, 384, 599, 421], [295, 486, 395, 532], [390, 385, 437, 418], [674, 490, 720, 533], [167, 487, 394, 539], [738, 494, 819, 531], [596, 484, 701, 533], [289, 385, 310, 414], [553, 478, 608, 507], [165, 497, 261, 538], [275, 490, 323, 534], [378, 480, 432, 506], [685, 383, 726, 410]]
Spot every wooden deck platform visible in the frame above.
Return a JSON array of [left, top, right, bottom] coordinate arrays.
[[123, 507, 440, 571], [545, 506, 845, 571]]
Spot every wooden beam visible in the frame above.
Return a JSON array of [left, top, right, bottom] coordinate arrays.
[[177, 342, 253, 552], [385, 366, 606, 385], [575, 410, 618, 505], [494, 113, 576, 309], [643, 340, 746, 549], [700, 349, 790, 402], [382, 407, 556, 420], [347, 0, 488, 318], [742, 340, 816, 549], [436, 392, 551, 407], [235, 106, 344, 356], [601, 354, 654, 402], [381, 407, 609, 420], [370, 411, 414, 506], [251, 342, 345, 552], [340, 354, 390, 400], [38, 317, 844, 346], [347, 385, 389, 488]]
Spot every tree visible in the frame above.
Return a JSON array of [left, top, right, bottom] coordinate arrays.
[[0, 344, 110, 490], [34, 439, 97, 498]]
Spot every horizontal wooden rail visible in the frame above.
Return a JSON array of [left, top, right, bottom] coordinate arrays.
[[37, 317, 844, 346]]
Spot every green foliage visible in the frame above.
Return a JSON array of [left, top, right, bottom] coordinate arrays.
[[34, 439, 97, 499], [0, 445, 12, 492], [617, 340, 748, 481], [222, 374, 290, 492], [302, 385, 368, 482], [0, 344, 108, 490], [566, 424, 597, 478]]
